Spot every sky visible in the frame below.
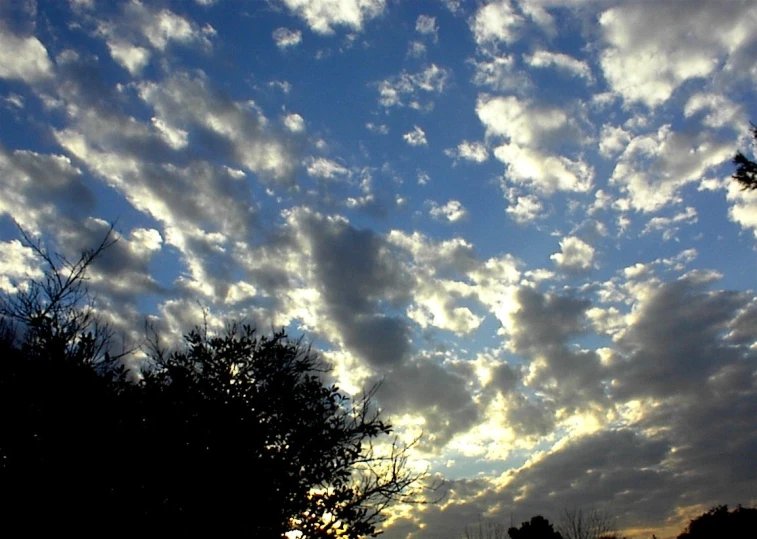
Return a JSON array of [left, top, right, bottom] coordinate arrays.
[[1, 0, 757, 537]]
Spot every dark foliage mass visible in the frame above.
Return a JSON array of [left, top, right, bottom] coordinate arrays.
[[0, 230, 435, 537], [676, 505, 757, 539], [508, 515, 564, 539], [733, 123, 757, 190]]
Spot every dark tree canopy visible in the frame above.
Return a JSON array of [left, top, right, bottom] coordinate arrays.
[[0, 228, 436, 537], [676, 505, 757, 539], [732, 123, 757, 190], [508, 515, 563, 539]]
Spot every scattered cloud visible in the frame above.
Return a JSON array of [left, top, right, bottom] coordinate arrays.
[[429, 200, 468, 223], [524, 49, 592, 80], [273, 27, 302, 49], [550, 236, 595, 274], [403, 125, 427, 146], [445, 140, 489, 163], [281, 0, 386, 34]]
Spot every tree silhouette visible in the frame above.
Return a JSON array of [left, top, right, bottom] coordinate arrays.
[[559, 509, 619, 539], [508, 515, 563, 539], [464, 517, 508, 538], [733, 123, 757, 190], [0, 228, 438, 537], [676, 505, 757, 539]]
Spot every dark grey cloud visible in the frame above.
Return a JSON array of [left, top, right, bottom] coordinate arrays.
[[510, 286, 608, 409], [610, 273, 752, 400], [378, 356, 480, 448], [0, 145, 95, 229], [301, 211, 415, 368]]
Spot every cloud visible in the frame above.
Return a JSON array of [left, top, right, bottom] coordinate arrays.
[[281, 0, 386, 35], [415, 14, 438, 41], [286, 209, 415, 370], [137, 72, 297, 182], [0, 240, 44, 294], [283, 112, 306, 133], [470, 53, 531, 92], [445, 141, 489, 163], [506, 194, 543, 224], [642, 206, 698, 240], [550, 236, 595, 274], [726, 180, 757, 237], [378, 64, 450, 109], [470, 0, 522, 47], [0, 146, 95, 233], [95, 0, 216, 74], [684, 92, 744, 129], [378, 356, 481, 448], [598, 0, 757, 107], [598, 124, 631, 159], [477, 95, 593, 194], [365, 122, 389, 134], [273, 27, 302, 49], [524, 49, 592, 80], [305, 157, 349, 179], [403, 125, 427, 146], [106, 41, 150, 75], [429, 200, 468, 223], [609, 124, 734, 212], [0, 27, 53, 83]]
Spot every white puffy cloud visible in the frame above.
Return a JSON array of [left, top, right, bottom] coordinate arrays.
[[550, 236, 595, 273], [726, 180, 757, 237], [429, 200, 467, 223], [506, 194, 543, 224], [283, 112, 306, 133], [136, 72, 296, 182], [445, 141, 489, 163], [598, 1, 757, 107], [494, 144, 593, 194], [105, 40, 150, 75], [684, 92, 744, 129], [0, 29, 53, 83], [281, 0, 386, 34], [476, 95, 568, 146], [599, 124, 631, 159], [477, 96, 593, 193], [610, 124, 734, 212], [305, 157, 350, 179], [470, 1, 522, 47], [273, 27, 302, 49], [0, 240, 44, 293], [470, 53, 530, 92], [403, 125, 427, 147], [523, 49, 592, 80], [98, 0, 215, 61]]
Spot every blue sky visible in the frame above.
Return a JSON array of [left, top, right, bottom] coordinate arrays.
[[2, 0, 757, 537]]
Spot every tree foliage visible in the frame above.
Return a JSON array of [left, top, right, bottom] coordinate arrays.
[[0, 228, 438, 537], [508, 515, 563, 539], [732, 123, 757, 190], [676, 505, 757, 539]]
